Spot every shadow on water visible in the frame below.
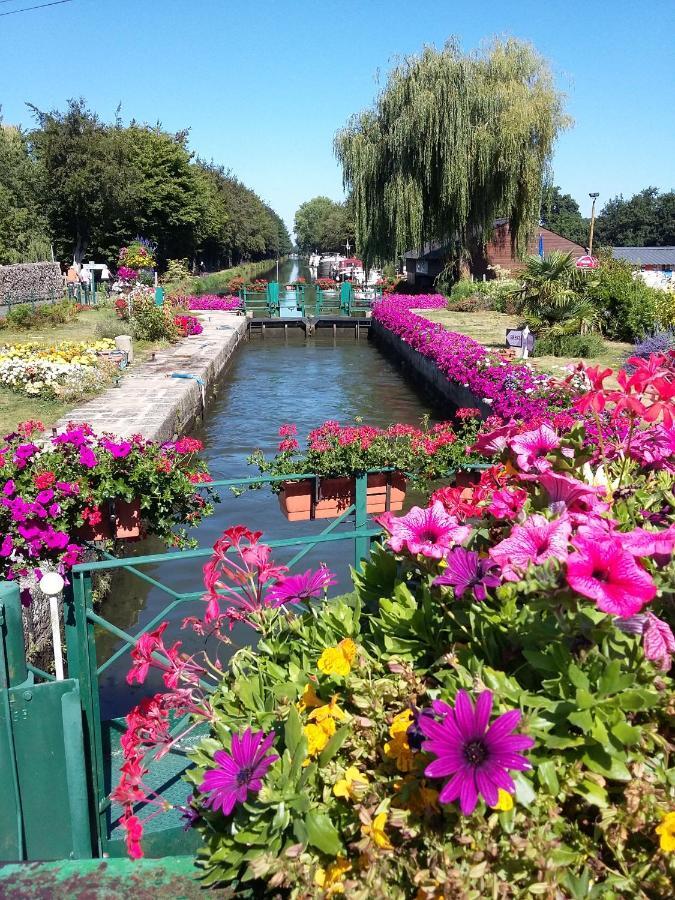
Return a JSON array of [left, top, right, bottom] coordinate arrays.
[[96, 264, 449, 718]]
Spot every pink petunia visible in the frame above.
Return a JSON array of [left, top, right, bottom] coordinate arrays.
[[509, 424, 560, 472], [620, 524, 675, 562], [489, 514, 572, 581], [377, 501, 471, 560], [642, 613, 675, 671], [566, 536, 656, 618]]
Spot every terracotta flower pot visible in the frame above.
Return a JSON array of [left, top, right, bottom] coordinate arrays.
[[75, 507, 113, 543], [278, 473, 406, 522], [454, 469, 482, 488], [114, 498, 141, 539]]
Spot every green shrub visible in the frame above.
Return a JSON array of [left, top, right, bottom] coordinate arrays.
[[95, 316, 136, 340], [161, 258, 191, 284], [585, 255, 660, 340], [132, 301, 177, 341], [534, 332, 606, 358], [38, 300, 78, 325], [5, 303, 35, 328]]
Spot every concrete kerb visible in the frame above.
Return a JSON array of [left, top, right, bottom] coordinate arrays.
[[51, 311, 247, 442]]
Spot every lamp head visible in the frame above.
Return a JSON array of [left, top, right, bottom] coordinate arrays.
[[589, 192, 600, 199], [40, 572, 65, 597]]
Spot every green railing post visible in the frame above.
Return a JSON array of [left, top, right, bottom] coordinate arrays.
[[354, 472, 369, 572], [0, 582, 28, 690], [70, 573, 106, 854]]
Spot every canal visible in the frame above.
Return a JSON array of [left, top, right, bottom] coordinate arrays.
[[97, 260, 445, 717]]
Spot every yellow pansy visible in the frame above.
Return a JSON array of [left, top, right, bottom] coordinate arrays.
[[491, 789, 514, 812], [656, 811, 675, 853], [317, 639, 357, 677], [333, 766, 369, 800], [314, 857, 351, 894], [362, 811, 392, 850], [389, 709, 413, 737]]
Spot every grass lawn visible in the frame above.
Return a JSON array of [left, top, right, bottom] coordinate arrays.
[[419, 309, 631, 383], [0, 306, 166, 435]]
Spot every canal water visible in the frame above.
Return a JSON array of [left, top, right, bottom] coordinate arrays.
[[97, 259, 445, 717]]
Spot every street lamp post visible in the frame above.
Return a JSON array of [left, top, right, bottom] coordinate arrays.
[[588, 192, 600, 256]]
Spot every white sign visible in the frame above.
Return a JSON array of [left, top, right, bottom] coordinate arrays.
[[415, 260, 428, 275]]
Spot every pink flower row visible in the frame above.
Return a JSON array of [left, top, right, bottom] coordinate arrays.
[[372, 294, 558, 421]]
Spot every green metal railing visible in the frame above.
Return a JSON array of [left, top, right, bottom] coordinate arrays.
[[60, 469, 384, 856]]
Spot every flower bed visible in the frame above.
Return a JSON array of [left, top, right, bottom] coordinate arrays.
[[179, 294, 242, 312], [113, 354, 674, 895], [372, 294, 568, 421], [0, 423, 215, 600], [173, 314, 203, 336], [0, 340, 118, 398], [250, 418, 486, 488]]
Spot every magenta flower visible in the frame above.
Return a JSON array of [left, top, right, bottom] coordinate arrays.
[[434, 547, 500, 600], [621, 524, 675, 563], [489, 514, 572, 582], [200, 728, 278, 816], [265, 566, 336, 607], [643, 613, 675, 671], [377, 501, 471, 559], [419, 690, 534, 815], [566, 536, 656, 617], [538, 471, 608, 518], [509, 425, 560, 472], [79, 446, 97, 469]]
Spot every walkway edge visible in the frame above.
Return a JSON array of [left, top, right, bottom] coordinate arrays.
[[52, 312, 247, 441]]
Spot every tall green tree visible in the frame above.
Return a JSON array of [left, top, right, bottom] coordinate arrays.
[[335, 38, 568, 265], [540, 185, 588, 246], [294, 196, 354, 252], [0, 120, 50, 263], [595, 187, 675, 247], [28, 99, 134, 264]]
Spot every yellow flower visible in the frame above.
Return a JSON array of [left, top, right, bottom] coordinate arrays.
[[389, 709, 413, 737], [362, 811, 392, 850], [308, 696, 346, 726], [490, 789, 514, 812], [656, 811, 675, 853], [318, 639, 357, 677], [384, 732, 414, 772], [393, 777, 440, 814], [333, 766, 369, 800], [297, 681, 323, 712], [314, 857, 351, 894], [303, 722, 333, 759]]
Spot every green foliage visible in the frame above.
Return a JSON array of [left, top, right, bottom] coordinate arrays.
[[5, 303, 34, 328], [595, 187, 675, 247], [161, 258, 191, 284], [335, 38, 569, 265], [534, 332, 606, 358], [583, 253, 662, 341], [540, 185, 588, 246], [0, 120, 51, 264], [294, 196, 355, 253]]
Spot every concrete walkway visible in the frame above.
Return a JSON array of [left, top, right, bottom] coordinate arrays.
[[53, 311, 247, 441]]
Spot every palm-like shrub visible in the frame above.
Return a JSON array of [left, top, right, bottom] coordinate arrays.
[[517, 252, 603, 353]]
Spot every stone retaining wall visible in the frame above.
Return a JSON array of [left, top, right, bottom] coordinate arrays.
[[0, 261, 63, 305], [369, 319, 492, 417]]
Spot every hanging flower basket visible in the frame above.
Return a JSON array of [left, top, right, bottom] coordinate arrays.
[[76, 499, 142, 541], [278, 473, 406, 522]]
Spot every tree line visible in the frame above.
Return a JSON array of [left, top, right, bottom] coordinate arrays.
[[0, 99, 292, 269], [541, 186, 674, 249]]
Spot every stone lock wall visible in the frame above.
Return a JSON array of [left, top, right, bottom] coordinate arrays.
[[0, 261, 63, 304]]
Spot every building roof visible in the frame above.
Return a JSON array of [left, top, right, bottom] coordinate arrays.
[[612, 247, 675, 266]]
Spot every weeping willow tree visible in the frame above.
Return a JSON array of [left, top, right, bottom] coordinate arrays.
[[335, 38, 570, 266]]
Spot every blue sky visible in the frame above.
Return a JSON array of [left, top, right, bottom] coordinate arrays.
[[1, 0, 673, 233]]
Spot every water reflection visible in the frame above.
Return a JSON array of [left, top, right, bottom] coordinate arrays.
[[97, 263, 446, 718]]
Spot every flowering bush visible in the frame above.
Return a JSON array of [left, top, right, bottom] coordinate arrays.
[[114, 353, 674, 896], [173, 314, 203, 336], [0, 423, 216, 594], [116, 266, 138, 283], [170, 294, 242, 312], [116, 285, 178, 341], [316, 277, 337, 290], [372, 293, 573, 421], [250, 417, 486, 487], [246, 279, 268, 294], [119, 238, 156, 272]]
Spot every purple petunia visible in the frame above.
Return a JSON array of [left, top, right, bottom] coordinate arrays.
[[265, 566, 337, 607], [200, 728, 278, 816], [433, 547, 500, 600], [419, 689, 534, 815]]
